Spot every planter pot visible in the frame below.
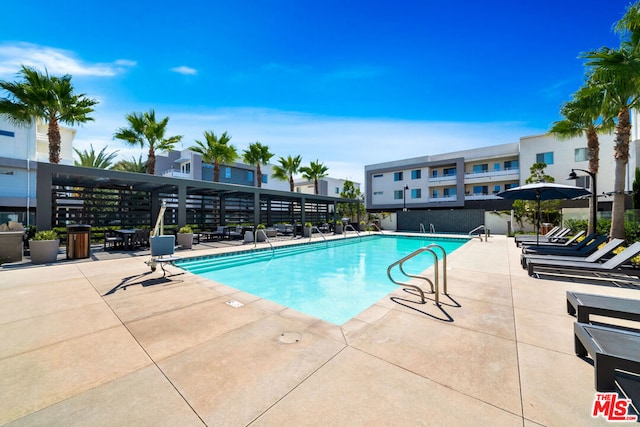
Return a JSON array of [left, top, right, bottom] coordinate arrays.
[[303, 227, 312, 237], [29, 239, 60, 264], [359, 224, 366, 231], [334, 224, 343, 234], [256, 230, 266, 242], [177, 233, 193, 249], [0, 231, 24, 263]]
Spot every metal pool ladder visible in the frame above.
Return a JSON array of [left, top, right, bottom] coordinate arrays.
[[255, 229, 274, 252], [344, 224, 362, 240], [468, 225, 488, 241], [386, 244, 448, 305]]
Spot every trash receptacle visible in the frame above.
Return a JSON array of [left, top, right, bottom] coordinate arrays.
[[66, 224, 91, 259]]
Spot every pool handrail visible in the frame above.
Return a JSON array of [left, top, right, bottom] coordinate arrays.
[[387, 247, 440, 305], [426, 244, 447, 295], [255, 229, 274, 252], [310, 226, 327, 243], [419, 223, 426, 233], [468, 225, 488, 241], [344, 224, 362, 240]]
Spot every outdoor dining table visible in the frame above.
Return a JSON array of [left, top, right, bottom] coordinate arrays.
[[114, 229, 137, 250]]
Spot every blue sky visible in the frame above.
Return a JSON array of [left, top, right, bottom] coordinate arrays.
[[0, 0, 629, 185]]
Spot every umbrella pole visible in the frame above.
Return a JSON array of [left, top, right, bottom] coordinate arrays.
[[536, 196, 541, 246]]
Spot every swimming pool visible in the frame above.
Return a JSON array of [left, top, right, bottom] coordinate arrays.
[[177, 235, 468, 325]]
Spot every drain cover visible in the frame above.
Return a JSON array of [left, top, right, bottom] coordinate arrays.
[[226, 300, 244, 308], [278, 332, 301, 344]]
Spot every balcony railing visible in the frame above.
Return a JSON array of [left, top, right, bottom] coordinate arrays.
[[427, 174, 457, 183], [427, 196, 457, 203], [465, 193, 502, 201], [162, 169, 191, 179], [464, 168, 519, 180]]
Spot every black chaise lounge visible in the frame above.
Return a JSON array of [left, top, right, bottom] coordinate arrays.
[[527, 242, 640, 278], [574, 322, 640, 391], [520, 234, 606, 255], [521, 239, 625, 269], [519, 230, 585, 249], [516, 227, 572, 246], [566, 291, 640, 324]]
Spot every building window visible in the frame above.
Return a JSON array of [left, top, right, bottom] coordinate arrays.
[[394, 190, 403, 200], [443, 167, 456, 177], [373, 173, 383, 178], [335, 187, 340, 194], [494, 163, 501, 171], [472, 164, 488, 173], [432, 170, 438, 178], [432, 189, 438, 198], [494, 185, 501, 194], [225, 167, 231, 178], [575, 148, 588, 162], [181, 162, 191, 174], [373, 191, 383, 195], [411, 189, 421, 199], [536, 152, 554, 165], [394, 172, 404, 181], [575, 176, 591, 189], [473, 185, 488, 195], [504, 160, 518, 170], [0, 130, 15, 138], [411, 170, 421, 179], [443, 187, 456, 197], [262, 174, 268, 184], [505, 182, 518, 190], [247, 171, 253, 182]]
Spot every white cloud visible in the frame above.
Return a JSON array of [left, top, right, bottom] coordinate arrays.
[[73, 106, 544, 188], [171, 66, 197, 75], [0, 42, 136, 77]]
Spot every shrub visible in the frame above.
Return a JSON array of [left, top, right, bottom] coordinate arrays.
[[178, 225, 193, 233], [32, 230, 58, 240], [256, 224, 266, 229]]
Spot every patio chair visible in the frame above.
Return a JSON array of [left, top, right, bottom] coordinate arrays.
[[148, 235, 180, 277], [519, 230, 585, 249], [574, 322, 640, 392], [520, 238, 624, 269], [514, 226, 560, 245], [227, 226, 243, 240], [566, 291, 640, 324], [520, 233, 606, 255], [104, 230, 124, 250], [527, 241, 640, 278], [515, 227, 571, 246]]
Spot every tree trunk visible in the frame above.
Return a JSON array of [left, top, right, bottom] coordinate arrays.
[[213, 162, 220, 182], [256, 164, 262, 188], [609, 107, 632, 240], [48, 117, 61, 164], [289, 175, 294, 191], [586, 126, 599, 235], [314, 179, 319, 195], [147, 147, 156, 175]]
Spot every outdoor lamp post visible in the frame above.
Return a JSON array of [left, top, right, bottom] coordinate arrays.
[[568, 168, 597, 235], [403, 185, 409, 212]]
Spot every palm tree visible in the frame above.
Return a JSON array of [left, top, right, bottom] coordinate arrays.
[[581, 2, 640, 239], [111, 155, 147, 173], [549, 81, 614, 234], [272, 155, 302, 191], [190, 131, 237, 182], [0, 65, 98, 163], [299, 160, 329, 195], [113, 109, 182, 175], [73, 144, 119, 169], [242, 141, 274, 187]]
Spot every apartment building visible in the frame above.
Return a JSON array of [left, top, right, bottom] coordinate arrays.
[[365, 131, 640, 213], [294, 176, 361, 197], [0, 117, 76, 225]]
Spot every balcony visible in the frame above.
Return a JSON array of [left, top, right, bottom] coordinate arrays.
[[465, 193, 502, 201], [427, 195, 457, 203], [427, 174, 457, 184], [162, 169, 191, 179], [464, 168, 519, 183]]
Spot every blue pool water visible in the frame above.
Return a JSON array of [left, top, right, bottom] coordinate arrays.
[[178, 235, 468, 325]]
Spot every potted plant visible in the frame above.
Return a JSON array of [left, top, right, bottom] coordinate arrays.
[[359, 220, 366, 231], [177, 225, 194, 249], [29, 230, 60, 264], [303, 222, 313, 237], [334, 220, 343, 234]]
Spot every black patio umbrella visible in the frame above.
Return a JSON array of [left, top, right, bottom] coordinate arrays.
[[497, 182, 591, 245]]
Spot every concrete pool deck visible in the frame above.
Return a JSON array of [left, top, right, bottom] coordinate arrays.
[[1, 234, 639, 425]]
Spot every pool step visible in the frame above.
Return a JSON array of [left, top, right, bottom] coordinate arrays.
[[178, 238, 362, 274]]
